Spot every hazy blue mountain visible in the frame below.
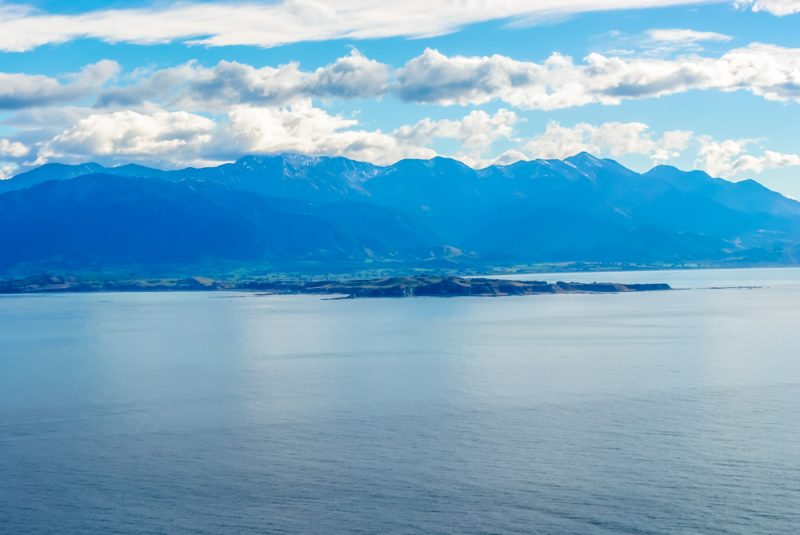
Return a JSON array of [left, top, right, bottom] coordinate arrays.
[[190, 154, 381, 202], [1, 152, 799, 275], [0, 162, 106, 194], [0, 174, 438, 274], [644, 165, 800, 219], [0, 162, 175, 194]]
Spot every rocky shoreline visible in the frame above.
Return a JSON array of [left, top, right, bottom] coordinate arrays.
[[0, 274, 671, 297], [247, 276, 672, 298], [0, 275, 671, 298]]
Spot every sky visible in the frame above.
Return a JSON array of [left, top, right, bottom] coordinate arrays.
[[0, 0, 799, 196]]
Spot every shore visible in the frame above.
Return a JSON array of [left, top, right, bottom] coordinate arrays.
[[0, 274, 671, 297]]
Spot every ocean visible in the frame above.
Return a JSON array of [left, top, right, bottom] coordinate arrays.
[[1, 268, 799, 533]]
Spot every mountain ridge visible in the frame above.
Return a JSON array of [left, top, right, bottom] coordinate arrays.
[[1, 153, 799, 276]]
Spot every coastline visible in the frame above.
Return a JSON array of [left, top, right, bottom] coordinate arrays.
[[0, 274, 671, 297]]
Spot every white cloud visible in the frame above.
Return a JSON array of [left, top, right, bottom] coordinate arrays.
[[598, 27, 734, 58], [218, 101, 434, 165], [38, 110, 216, 167], [735, 0, 800, 15], [0, 138, 27, 179], [645, 29, 733, 44], [220, 102, 517, 166], [309, 49, 390, 99], [521, 121, 692, 162], [394, 49, 601, 108], [511, 121, 800, 179], [4, 107, 800, 184], [0, 138, 29, 158], [0, 43, 798, 116], [397, 44, 800, 109], [696, 136, 800, 176], [0, 0, 727, 53], [1, 106, 95, 135], [20, 102, 517, 169], [392, 109, 518, 166], [490, 122, 800, 180], [0, 60, 119, 109], [0, 162, 20, 180], [492, 149, 531, 166], [97, 50, 389, 110]]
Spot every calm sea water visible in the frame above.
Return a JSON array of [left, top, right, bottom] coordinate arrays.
[[1, 268, 799, 534]]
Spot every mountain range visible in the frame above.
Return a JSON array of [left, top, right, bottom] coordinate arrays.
[[1, 152, 799, 276]]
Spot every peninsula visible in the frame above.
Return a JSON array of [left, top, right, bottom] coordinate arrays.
[[0, 274, 671, 297]]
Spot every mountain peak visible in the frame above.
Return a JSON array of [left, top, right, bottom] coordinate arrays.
[[564, 152, 606, 168], [560, 152, 638, 179], [647, 164, 710, 179], [235, 153, 303, 168], [644, 165, 714, 188], [428, 156, 474, 171], [2, 151, 800, 273], [0, 162, 106, 194]]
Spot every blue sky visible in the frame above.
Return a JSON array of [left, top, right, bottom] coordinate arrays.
[[1, 0, 799, 196]]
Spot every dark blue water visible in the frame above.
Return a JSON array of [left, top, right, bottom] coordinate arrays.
[[2, 268, 799, 534]]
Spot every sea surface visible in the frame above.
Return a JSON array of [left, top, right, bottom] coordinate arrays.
[[1, 267, 799, 534]]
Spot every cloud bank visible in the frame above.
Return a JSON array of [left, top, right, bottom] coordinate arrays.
[[397, 44, 800, 109], [3, 99, 796, 182], [644, 28, 733, 44], [97, 50, 389, 110], [1, 22, 798, 182], [0, 0, 732, 52], [26, 103, 518, 169], [497, 121, 800, 178], [0, 61, 119, 109], [695, 136, 800, 176], [6, 43, 796, 114], [735, 0, 800, 15], [521, 121, 692, 163]]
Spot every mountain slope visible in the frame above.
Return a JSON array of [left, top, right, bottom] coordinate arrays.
[[0, 175, 438, 274], [0, 162, 107, 194], [1, 153, 799, 274]]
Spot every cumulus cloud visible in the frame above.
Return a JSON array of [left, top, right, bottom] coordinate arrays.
[[392, 109, 518, 165], [220, 102, 518, 166], [0, 138, 29, 158], [0, 162, 21, 180], [735, 0, 800, 15], [0, 60, 119, 110], [97, 50, 389, 110], [509, 121, 800, 179], [20, 102, 516, 169], [309, 49, 390, 99], [520, 121, 692, 163], [492, 149, 531, 166], [696, 136, 800, 176], [396, 44, 800, 109], [37, 110, 216, 167], [0, 0, 731, 53], [4, 106, 800, 183], [218, 101, 434, 165], [0, 137, 28, 179], [1, 106, 95, 135], [0, 43, 797, 115]]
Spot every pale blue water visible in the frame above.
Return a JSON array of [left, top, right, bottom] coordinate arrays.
[[1, 268, 800, 534]]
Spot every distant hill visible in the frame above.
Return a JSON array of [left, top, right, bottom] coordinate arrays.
[[0, 174, 440, 275], [1, 153, 799, 275]]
